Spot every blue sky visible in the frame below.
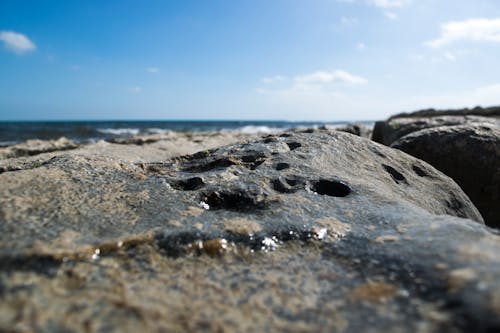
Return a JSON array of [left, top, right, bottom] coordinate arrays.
[[2, 0, 500, 121]]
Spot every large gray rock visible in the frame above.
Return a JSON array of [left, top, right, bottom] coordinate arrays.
[[1, 131, 498, 332], [372, 115, 499, 145], [392, 123, 500, 229]]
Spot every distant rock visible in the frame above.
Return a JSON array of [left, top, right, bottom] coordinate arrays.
[[372, 115, 498, 145], [392, 123, 500, 229], [335, 123, 373, 138], [0, 137, 78, 159], [1, 131, 497, 332], [388, 105, 500, 120]]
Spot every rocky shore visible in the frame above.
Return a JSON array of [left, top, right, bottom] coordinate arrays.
[[0, 110, 499, 332]]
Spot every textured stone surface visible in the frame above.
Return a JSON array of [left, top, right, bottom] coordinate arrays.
[[1, 131, 498, 332], [372, 115, 499, 145], [392, 123, 500, 228]]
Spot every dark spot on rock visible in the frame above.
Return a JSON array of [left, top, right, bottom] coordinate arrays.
[[369, 146, 387, 158], [272, 176, 305, 193], [184, 149, 217, 161], [201, 190, 269, 211], [262, 136, 278, 143], [309, 179, 351, 197], [275, 162, 290, 171], [300, 128, 316, 134], [412, 165, 428, 177], [171, 177, 205, 191], [382, 164, 406, 184], [287, 142, 302, 150], [280, 133, 292, 138], [241, 153, 267, 170], [0, 255, 61, 276], [155, 230, 203, 258], [183, 158, 236, 173], [447, 197, 463, 211]]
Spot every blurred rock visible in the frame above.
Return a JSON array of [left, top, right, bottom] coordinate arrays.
[[392, 123, 500, 229]]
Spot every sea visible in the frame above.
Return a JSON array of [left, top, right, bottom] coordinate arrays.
[[0, 120, 373, 146]]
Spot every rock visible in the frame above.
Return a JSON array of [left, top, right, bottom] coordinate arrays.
[[0, 131, 260, 170], [372, 115, 499, 145], [388, 105, 500, 120], [392, 123, 500, 228], [1, 131, 498, 332], [335, 123, 373, 138], [0, 137, 78, 160]]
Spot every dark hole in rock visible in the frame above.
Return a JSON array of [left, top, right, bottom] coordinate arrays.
[[275, 162, 290, 171], [171, 177, 205, 191], [201, 190, 268, 211], [382, 164, 406, 183], [310, 179, 351, 197], [287, 142, 302, 150], [280, 133, 292, 138], [183, 158, 236, 173], [272, 176, 305, 193], [241, 153, 267, 170], [412, 165, 428, 177]]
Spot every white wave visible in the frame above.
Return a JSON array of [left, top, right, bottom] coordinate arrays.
[[145, 128, 171, 135], [237, 125, 285, 135], [97, 128, 140, 136]]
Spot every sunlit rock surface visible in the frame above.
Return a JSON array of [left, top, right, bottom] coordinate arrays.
[[1, 130, 498, 332]]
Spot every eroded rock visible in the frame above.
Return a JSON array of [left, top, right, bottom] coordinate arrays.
[[0, 131, 498, 332]]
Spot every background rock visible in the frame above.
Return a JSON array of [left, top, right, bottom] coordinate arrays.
[[1, 131, 497, 332], [372, 115, 499, 145], [392, 123, 500, 229]]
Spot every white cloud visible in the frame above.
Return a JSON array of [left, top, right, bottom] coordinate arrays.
[[129, 86, 143, 94], [261, 75, 288, 84], [370, 0, 411, 8], [357, 42, 366, 50], [425, 18, 500, 48], [443, 51, 456, 61], [0, 31, 36, 54], [340, 16, 359, 27], [294, 70, 367, 85], [385, 12, 398, 20], [146, 67, 159, 74]]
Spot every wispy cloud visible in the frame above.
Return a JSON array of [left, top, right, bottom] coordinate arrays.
[[146, 67, 159, 74], [295, 70, 367, 85], [0, 31, 36, 54], [261, 75, 288, 84], [357, 42, 366, 50], [257, 70, 367, 96], [425, 18, 500, 48], [370, 0, 411, 8], [384, 12, 398, 20], [129, 86, 143, 94]]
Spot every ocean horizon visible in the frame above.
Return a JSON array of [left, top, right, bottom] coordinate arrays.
[[0, 120, 374, 146]]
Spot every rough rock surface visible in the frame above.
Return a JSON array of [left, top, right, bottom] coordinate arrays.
[[0, 131, 260, 170], [392, 123, 500, 229], [372, 115, 499, 145], [1, 131, 498, 332]]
